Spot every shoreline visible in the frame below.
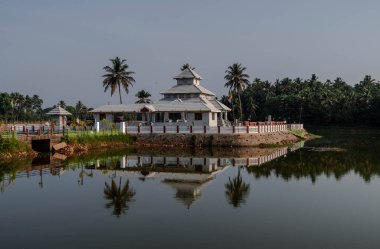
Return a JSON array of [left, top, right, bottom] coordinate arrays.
[[133, 130, 307, 148], [1, 129, 310, 162]]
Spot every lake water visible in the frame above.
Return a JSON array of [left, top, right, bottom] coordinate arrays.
[[1, 128, 380, 249]]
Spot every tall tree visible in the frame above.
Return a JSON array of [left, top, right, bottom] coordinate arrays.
[[102, 57, 135, 104], [0, 93, 12, 122], [224, 63, 250, 121], [135, 90, 152, 104], [57, 100, 67, 109], [356, 75, 377, 105], [10, 92, 24, 122], [75, 101, 88, 120], [32, 95, 43, 120]]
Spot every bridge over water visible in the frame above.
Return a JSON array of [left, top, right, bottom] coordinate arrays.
[[1, 124, 65, 152]]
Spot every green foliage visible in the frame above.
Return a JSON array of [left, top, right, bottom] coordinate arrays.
[[220, 75, 380, 126], [0, 92, 44, 122], [224, 63, 250, 121], [246, 129, 380, 183], [0, 136, 31, 153], [63, 132, 135, 146], [135, 90, 152, 103], [225, 169, 250, 207], [102, 57, 135, 104], [290, 129, 306, 138]]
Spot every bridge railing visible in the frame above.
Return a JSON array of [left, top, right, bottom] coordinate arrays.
[[0, 125, 70, 139]]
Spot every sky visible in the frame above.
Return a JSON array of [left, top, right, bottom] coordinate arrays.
[[1, 0, 380, 108]]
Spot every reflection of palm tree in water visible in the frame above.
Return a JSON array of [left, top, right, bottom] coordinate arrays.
[[225, 168, 250, 207], [104, 177, 136, 217], [38, 169, 43, 188], [78, 165, 93, 186]]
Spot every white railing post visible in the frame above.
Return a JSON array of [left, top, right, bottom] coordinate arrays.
[[120, 122, 126, 134], [96, 122, 100, 133]]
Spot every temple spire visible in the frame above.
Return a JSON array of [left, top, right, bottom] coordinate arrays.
[[173, 68, 203, 86]]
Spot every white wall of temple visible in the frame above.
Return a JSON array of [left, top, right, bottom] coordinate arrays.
[[209, 112, 218, 126], [202, 112, 210, 126], [93, 111, 225, 127], [155, 112, 212, 126], [187, 112, 194, 122]]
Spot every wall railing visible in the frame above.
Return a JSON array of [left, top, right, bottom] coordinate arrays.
[[123, 123, 303, 134]]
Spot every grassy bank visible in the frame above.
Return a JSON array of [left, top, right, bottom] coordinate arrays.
[[0, 135, 31, 154], [0, 135, 35, 160], [61, 132, 136, 152], [290, 129, 321, 139]]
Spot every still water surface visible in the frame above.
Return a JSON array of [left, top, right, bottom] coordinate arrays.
[[1, 129, 380, 249]]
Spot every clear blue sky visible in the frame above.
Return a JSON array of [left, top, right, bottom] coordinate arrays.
[[1, 0, 380, 108]]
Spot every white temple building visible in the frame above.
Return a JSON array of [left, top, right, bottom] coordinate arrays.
[[90, 68, 231, 127]]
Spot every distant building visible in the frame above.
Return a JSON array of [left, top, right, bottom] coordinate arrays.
[[46, 106, 72, 126], [90, 68, 231, 127]]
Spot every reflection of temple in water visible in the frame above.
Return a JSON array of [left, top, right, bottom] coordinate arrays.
[[1, 143, 303, 197], [91, 146, 292, 208], [93, 146, 290, 171]]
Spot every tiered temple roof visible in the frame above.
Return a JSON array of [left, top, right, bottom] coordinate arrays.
[[91, 68, 230, 114]]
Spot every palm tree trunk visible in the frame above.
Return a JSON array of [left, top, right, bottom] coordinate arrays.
[[118, 83, 122, 104], [231, 96, 235, 122], [238, 93, 243, 121]]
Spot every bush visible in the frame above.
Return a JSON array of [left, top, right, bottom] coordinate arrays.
[[0, 135, 30, 153]]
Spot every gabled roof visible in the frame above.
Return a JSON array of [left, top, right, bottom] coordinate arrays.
[[90, 104, 146, 113], [46, 106, 72, 116], [160, 84, 215, 96], [195, 85, 215, 96], [173, 68, 203, 80], [90, 101, 221, 114], [207, 98, 231, 111]]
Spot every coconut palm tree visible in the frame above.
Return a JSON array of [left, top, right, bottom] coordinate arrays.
[[102, 57, 135, 104], [225, 168, 250, 207], [104, 178, 135, 217], [135, 90, 152, 104], [10, 92, 25, 122], [356, 75, 377, 105], [57, 100, 67, 109], [180, 63, 195, 71], [224, 63, 250, 121], [74, 101, 88, 120]]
